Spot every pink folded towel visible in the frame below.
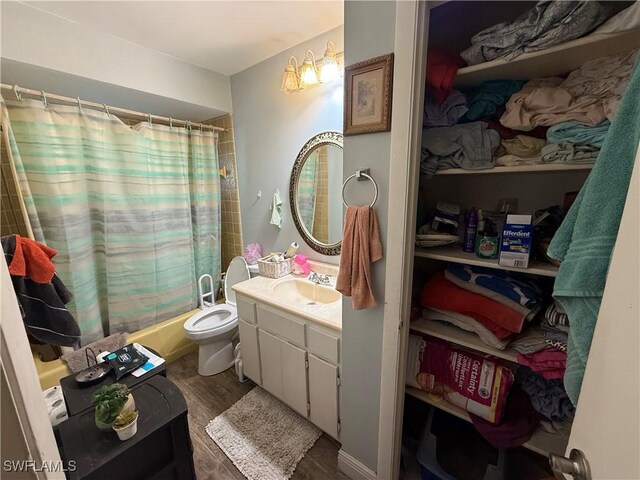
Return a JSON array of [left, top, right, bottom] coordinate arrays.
[[336, 206, 383, 310]]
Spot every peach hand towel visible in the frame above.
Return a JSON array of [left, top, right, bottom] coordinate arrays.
[[336, 205, 383, 310]]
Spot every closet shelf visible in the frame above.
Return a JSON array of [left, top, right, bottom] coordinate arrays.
[[405, 387, 569, 457], [410, 318, 519, 364], [414, 244, 558, 278], [433, 163, 594, 176], [454, 29, 640, 89]]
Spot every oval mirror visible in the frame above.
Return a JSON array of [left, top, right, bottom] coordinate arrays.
[[289, 131, 343, 255]]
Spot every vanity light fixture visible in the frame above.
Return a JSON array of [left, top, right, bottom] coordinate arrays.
[[320, 41, 339, 83], [280, 56, 301, 94], [299, 50, 320, 89]]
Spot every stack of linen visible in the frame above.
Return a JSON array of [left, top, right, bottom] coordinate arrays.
[[419, 264, 543, 350]]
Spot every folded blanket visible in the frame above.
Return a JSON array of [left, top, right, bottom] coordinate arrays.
[[464, 80, 526, 121], [517, 349, 567, 380], [501, 77, 607, 131], [546, 120, 611, 148], [540, 143, 599, 164], [517, 368, 575, 422], [421, 122, 500, 176], [547, 56, 640, 406], [424, 89, 468, 127], [560, 48, 639, 121], [461, 1, 610, 66], [510, 325, 548, 355], [422, 307, 512, 350], [498, 135, 547, 158], [446, 263, 543, 309], [421, 272, 528, 334]]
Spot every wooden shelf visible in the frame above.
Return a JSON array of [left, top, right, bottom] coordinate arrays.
[[433, 163, 594, 176], [414, 244, 558, 278], [454, 29, 640, 89], [405, 387, 569, 457], [410, 318, 519, 363]]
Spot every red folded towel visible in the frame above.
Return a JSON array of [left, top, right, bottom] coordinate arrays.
[[420, 272, 527, 334], [8, 235, 57, 284]]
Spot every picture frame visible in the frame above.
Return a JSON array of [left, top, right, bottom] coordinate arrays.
[[344, 53, 394, 136]]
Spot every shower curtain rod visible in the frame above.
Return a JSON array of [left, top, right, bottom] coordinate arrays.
[[0, 83, 225, 132]]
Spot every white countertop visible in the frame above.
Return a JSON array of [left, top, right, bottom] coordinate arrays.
[[232, 261, 342, 332]]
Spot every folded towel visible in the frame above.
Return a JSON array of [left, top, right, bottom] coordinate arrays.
[[546, 120, 611, 148], [421, 122, 500, 176], [422, 307, 512, 350], [426, 50, 464, 103], [424, 89, 468, 127], [461, 1, 609, 66], [421, 272, 527, 334], [498, 135, 547, 158], [336, 206, 383, 310], [517, 349, 567, 380], [547, 56, 640, 405], [510, 325, 548, 355], [544, 302, 570, 327], [464, 80, 526, 121], [540, 143, 600, 164], [446, 263, 543, 309]]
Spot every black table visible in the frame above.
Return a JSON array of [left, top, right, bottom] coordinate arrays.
[[60, 346, 166, 417], [57, 375, 195, 480]]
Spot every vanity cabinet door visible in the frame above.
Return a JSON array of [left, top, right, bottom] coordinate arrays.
[[308, 354, 339, 439], [238, 319, 261, 385], [259, 330, 308, 417]]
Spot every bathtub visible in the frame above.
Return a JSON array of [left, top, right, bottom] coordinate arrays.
[[32, 309, 199, 389]]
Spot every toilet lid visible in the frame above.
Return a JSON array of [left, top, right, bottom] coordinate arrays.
[[225, 256, 250, 306]]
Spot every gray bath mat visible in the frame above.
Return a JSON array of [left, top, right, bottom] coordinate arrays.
[[205, 387, 321, 480]]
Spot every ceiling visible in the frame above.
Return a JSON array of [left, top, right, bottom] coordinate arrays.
[[25, 1, 344, 76]]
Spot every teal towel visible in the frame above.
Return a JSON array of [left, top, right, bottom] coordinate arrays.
[[547, 58, 640, 406]]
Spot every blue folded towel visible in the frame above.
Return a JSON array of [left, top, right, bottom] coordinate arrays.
[[547, 57, 640, 406], [546, 120, 611, 148]]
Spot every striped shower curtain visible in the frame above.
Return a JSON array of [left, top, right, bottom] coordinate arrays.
[[2, 97, 221, 345]]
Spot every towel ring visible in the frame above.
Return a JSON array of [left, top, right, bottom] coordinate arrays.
[[342, 171, 378, 208]]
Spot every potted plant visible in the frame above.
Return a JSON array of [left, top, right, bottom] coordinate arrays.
[[92, 383, 135, 431], [112, 410, 139, 441]]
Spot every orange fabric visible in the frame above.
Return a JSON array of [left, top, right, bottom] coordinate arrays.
[[336, 206, 383, 310], [421, 272, 526, 335], [8, 235, 57, 283]]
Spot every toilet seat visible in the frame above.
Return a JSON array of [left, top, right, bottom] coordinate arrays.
[[183, 304, 238, 341]]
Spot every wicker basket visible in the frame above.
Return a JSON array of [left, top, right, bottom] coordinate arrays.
[[257, 255, 293, 278]]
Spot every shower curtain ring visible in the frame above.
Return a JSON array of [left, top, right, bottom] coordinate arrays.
[[102, 103, 109, 116], [77, 97, 83, 112], [146, 113, 152, 126], [40, 91, 48, 109], [13, 85, 22, 101], [186, 120, 192, 131], [169, 117, 173, 129]]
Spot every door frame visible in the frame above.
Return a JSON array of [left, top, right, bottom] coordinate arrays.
[[1, 255, 63, 479], [376, 1, 431, 478]]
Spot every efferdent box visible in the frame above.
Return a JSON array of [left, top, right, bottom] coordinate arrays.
[[499, 214, 532, 269]]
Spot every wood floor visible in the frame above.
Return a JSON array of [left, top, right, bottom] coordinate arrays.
[[167, 352, 349, 480]]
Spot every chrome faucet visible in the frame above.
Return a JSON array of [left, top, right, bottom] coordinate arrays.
[[308, 271, 331, 285]]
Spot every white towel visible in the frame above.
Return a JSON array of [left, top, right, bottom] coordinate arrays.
[[270, 189, 282, 229]]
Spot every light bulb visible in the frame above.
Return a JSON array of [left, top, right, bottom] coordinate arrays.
[[320, 41, 340, 83], [299, 50, 319, 89], [280, 57, 300, 94]]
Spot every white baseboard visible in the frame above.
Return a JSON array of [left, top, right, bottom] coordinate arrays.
[[338, 449, 377, 480]]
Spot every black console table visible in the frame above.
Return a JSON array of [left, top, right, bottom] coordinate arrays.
[[57, 375, 195, 480]]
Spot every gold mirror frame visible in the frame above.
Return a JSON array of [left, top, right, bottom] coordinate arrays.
[[289, 131, 343, 256]]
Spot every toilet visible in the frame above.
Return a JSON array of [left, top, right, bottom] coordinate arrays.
[[183, 256, 250, 376]]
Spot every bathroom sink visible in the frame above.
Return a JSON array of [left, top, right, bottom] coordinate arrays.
[[272, 277, 341, 306]]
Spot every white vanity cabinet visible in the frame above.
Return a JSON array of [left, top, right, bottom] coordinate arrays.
[[235, 294, 341, 439]]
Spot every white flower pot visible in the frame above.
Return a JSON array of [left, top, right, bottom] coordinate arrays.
[[113, 416, 138, 441]]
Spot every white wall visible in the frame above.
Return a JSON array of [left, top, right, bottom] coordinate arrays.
[[340, 0, 396, 471], [0, 2, 231, 119], [231, 26, 344, 263]]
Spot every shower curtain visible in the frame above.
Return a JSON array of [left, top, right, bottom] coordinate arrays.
[[297, 151, 319, 234], [2, 97, 221, 345]]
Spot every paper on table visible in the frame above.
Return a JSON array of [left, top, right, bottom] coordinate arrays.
[[131, 343, 165, 377]]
